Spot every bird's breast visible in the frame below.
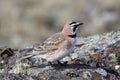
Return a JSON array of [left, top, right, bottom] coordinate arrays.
[[70, 38, 76, 46]]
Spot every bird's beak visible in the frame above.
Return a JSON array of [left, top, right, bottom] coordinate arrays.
[[76, 22, 84, 27]]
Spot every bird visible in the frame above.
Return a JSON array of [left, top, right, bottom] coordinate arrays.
[[17, 21, 84, 64]]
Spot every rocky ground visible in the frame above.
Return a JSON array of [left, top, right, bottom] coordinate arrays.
[[0, 29, 120, 80]]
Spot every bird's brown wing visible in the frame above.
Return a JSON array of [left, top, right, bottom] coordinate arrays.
[[43, 33, 65, 51], [33, 33, 65, 53], [17, 33, 65, 62]]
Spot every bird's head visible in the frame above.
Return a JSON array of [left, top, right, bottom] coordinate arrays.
[[62, 21, 84, 37]]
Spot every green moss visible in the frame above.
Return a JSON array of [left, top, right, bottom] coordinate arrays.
[[21, 63, 30, 69], [84, 56, 90, 61], [67, 77, 72, 80], [39, 78, 45, 80], [108, 53, 116, 62], [83, 71, 92, 80]]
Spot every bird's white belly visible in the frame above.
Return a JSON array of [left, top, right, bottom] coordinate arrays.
[[47, 38, 76, 62], [47, 49, 70, 62]]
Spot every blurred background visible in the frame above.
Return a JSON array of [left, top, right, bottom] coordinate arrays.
[[0, 0, 120, 48]]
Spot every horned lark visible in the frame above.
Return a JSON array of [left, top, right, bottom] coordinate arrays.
[[32, 21, 84, 63]]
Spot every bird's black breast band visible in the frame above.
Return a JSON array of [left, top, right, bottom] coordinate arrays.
[[68, 34, 76, 38]]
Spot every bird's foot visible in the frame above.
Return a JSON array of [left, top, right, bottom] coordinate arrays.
[[57, 61, 68, 66], [48, 61, 68, 67]]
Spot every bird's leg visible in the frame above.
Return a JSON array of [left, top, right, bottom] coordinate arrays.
[[60, 56, 72, 64], [49, 59, 72, 66], [48, 61, 53, 65], [48, 61, 57, 65], [48, 61, 56, 67], [57, 60, 68, 66], [48, 61, 60, 67], [67, 59, 76, 64], [57, 60, 62, 64], [62, 55, 76, 64]]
